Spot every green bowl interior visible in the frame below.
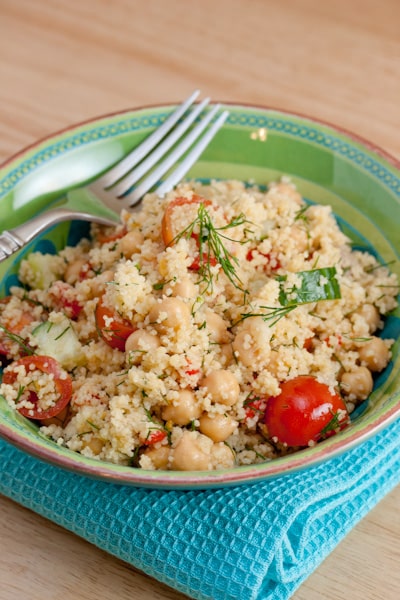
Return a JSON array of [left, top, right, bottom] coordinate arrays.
[[0, 104, 399, 488]]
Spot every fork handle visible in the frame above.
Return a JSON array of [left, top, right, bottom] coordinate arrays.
[[0, 208, 116, 264]]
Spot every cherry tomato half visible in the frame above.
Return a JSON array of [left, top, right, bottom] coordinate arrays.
[[264, 375, 349, 447], [95, 295, 136, 351], [161, 195, 212, 247], [2, 355, 72, 419]]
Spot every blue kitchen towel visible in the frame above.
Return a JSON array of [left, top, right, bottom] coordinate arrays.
[[0, 418, 399, 600]]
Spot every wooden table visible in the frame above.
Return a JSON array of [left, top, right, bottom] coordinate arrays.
[[0, 1, 399, 598]]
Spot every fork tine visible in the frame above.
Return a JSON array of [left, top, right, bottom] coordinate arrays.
[[121, 104, 226, 206], [110, 97, 211, 197], [156, 109, 229, 197], [97, 89, 200, 188]]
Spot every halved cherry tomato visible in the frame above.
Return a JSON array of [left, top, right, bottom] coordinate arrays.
[[264, 375, 349, 447], [2, 355, 72, 419], [161, 195, 212, 247], [95, 295, 136, 351], [0, 297, 36, 356]]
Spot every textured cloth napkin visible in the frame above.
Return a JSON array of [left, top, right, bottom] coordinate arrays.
[[1, 418, 399, 600]]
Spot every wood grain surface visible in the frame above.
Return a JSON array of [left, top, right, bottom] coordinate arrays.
[[0, 1, 399, 598]]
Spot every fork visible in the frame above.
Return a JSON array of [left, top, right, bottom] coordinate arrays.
[[0, 90, 229, 263]]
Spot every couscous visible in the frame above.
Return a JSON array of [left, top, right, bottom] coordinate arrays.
[[0, 179, 398, 470]]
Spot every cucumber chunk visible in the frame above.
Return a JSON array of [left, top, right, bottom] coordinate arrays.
[[31, 316, 85, 370], [20, 252, 65, 290]]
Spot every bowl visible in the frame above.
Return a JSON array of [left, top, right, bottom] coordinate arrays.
[[0, 101, 399, 489]]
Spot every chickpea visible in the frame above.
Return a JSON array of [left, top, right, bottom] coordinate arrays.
[[201, 370, 240, 406], [161, 389, 202, 425], [64, 258, 87, 284], [232, 316, 272, 369], [354, 304, 381, 333], [118, 230, 144, 258], [199, 412, 237, 442], [171, 430, 211, 471], [142, 445, 170, 469], [210, 442, 235, 469], [40, 405, 70, 427], [148, 298, 191, 333], [168, 277, 197, 299], [219, 343, 234, 366], [232, 329, 258, 368], [82, 436, 104, 456], [340, 366, 373, 401], [205, 311, 230, 343], [358, 337, 390, 372], [125, 330, 160, 363]]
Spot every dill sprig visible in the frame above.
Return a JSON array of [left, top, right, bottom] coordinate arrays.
[[365, 259, 396, 273], [343, 334, 372, 342], [174, 202, 249, 295], [319, 409, 348, 438], [54, 325, 71, 340], [0, 324, 35, 355], [294, 205, 310, 222], [239, 305, 298, 327]]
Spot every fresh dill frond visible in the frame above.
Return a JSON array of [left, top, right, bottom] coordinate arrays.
[[173, 202, 249, 295], [294, 205, 310, 222], [0, 324, 35, 355], [238, 305, 297, 327], [54, 325, 71, 340], [365, 259, 396, 273]]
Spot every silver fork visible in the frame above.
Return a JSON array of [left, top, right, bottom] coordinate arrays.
[[0, 90, 229, 263]]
